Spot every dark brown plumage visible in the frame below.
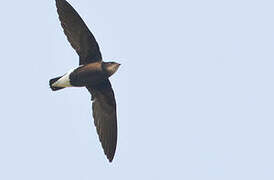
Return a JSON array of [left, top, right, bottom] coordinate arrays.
[[87, 80, 117, 162], [50, 0, 120, 162], [56, 0, 102, 64]]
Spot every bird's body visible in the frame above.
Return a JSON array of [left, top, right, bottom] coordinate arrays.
[[50, 61, 120, 89], [50, 0, 120, 162]]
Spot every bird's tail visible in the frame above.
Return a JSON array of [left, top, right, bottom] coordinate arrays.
[[49, 76, 65, 91]]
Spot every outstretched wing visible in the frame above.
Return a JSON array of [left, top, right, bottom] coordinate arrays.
[[56, 0, 102, 65], [86, 80, 117, 162]]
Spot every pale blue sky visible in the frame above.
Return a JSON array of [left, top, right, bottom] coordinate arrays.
[[0, 0, 273, 179]]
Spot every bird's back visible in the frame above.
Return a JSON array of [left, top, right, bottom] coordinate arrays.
[[70, 62, 107, 87]]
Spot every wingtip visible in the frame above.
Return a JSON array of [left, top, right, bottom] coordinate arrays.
[[105, 150, 115, 163], [105, 149, 115, 163], [107, 157, 114, 163]]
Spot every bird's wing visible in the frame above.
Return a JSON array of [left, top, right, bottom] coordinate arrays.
[[86, 80, 117, 162], [55, 0, 102, 65]]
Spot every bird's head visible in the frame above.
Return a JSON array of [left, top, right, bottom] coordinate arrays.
[[102, 61, 121, 76]]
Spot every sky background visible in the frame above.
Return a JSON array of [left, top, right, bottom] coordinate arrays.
[[0, 0, 273, 179]]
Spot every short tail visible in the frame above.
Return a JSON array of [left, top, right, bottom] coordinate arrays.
[[49, 76, 65, 91]]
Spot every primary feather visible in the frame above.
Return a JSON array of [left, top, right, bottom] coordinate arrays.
[[56, 0, 102, 65]]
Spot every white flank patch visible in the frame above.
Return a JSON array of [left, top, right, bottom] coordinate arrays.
[[52, 68, 75, 87]]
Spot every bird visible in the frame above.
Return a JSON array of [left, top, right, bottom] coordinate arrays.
[[49, 0, 120, 162]]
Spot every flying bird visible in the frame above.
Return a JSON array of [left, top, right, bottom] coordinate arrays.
[[49, 0, 120, 162]]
